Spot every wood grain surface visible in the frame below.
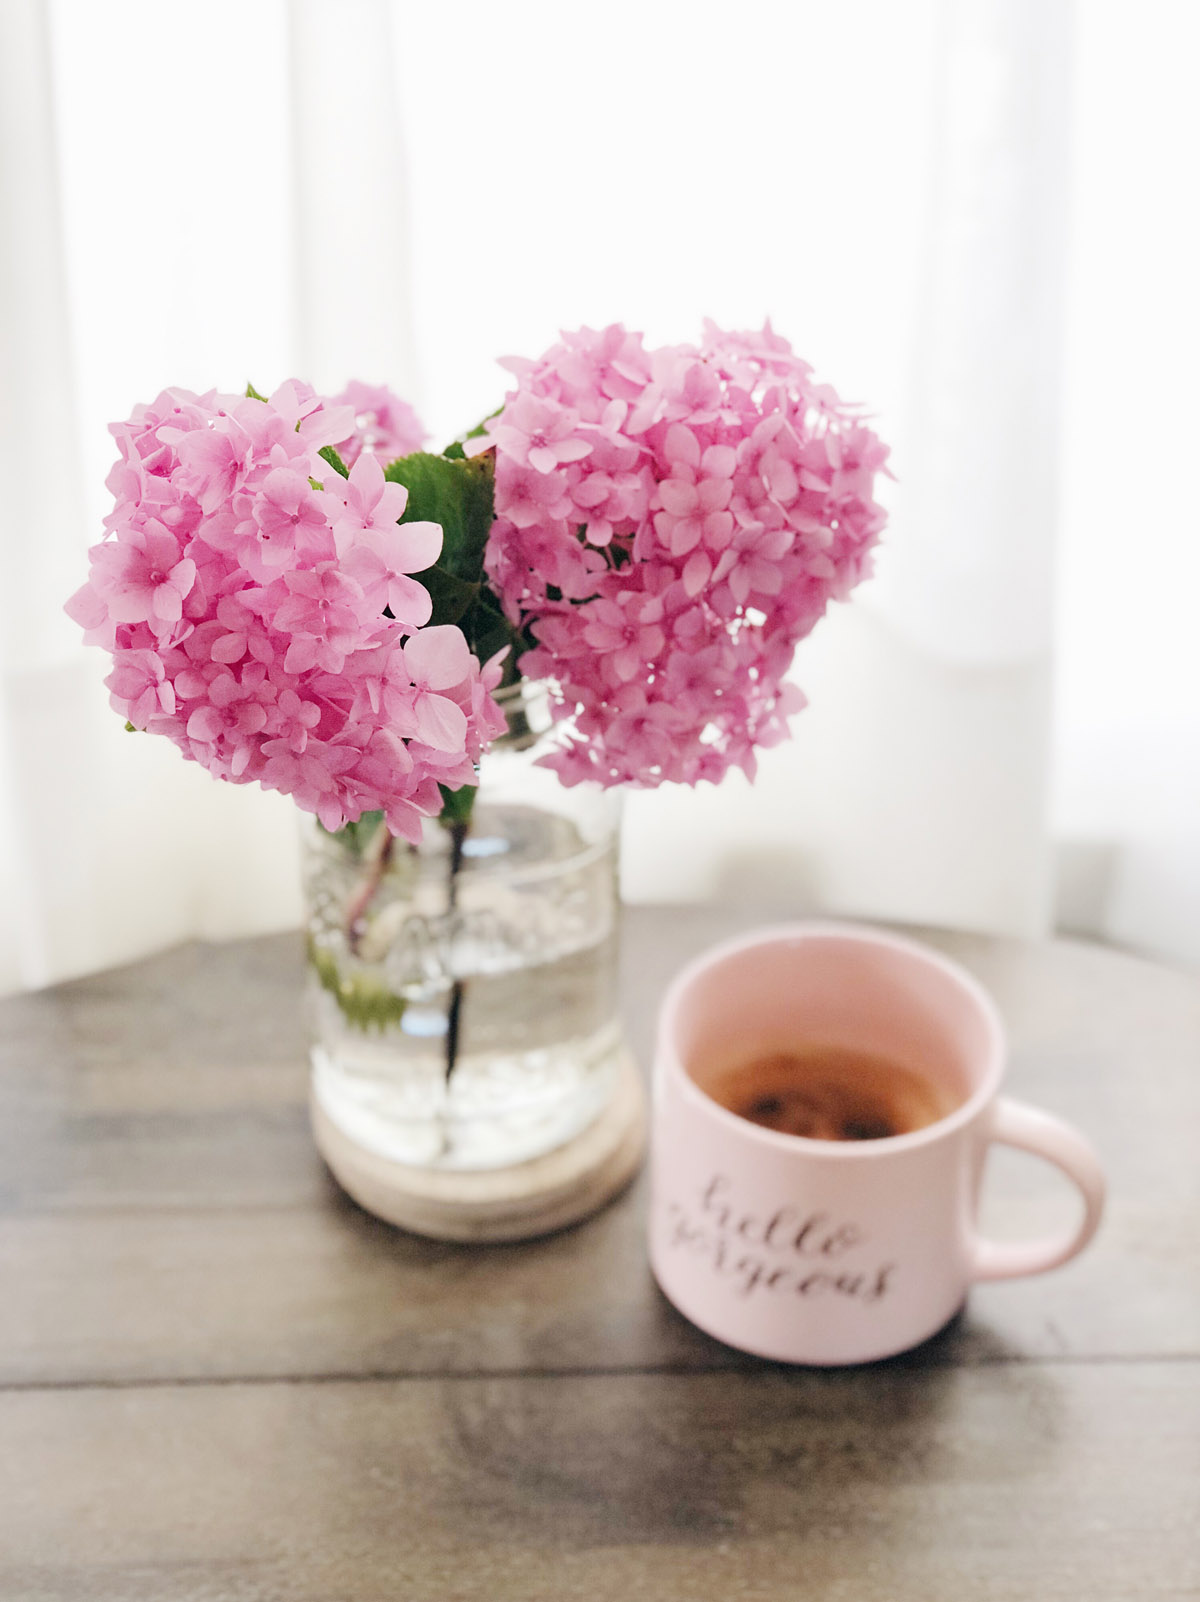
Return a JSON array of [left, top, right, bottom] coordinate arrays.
[[1, 908, 1197, 1599]]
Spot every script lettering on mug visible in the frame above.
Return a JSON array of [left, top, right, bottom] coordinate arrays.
[[667, 1174, 896, 1304]]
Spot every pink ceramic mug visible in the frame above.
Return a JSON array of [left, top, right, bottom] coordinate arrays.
[[648, 924, 1106, 1365]]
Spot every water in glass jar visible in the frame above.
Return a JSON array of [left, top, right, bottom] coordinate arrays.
[[307, 800, 623, 1170]]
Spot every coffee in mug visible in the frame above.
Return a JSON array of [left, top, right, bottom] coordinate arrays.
[[648, 924, 1106, 1365], [707, 1045, 958, 1141]]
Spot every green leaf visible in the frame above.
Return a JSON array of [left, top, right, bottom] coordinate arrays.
[[306, 937, 408, 1032], [384, 451, 494, 583], [380, 450, 516, 661], [462, 589, 524, 675], [123, 721, 138, 733], [420, 564, 480, 628], [318, 444, 350, 480], [437, 781, 478, 828], [245, 381, 268, 401]]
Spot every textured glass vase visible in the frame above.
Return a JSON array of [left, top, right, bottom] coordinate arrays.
[[304, 687, 624, 1172]]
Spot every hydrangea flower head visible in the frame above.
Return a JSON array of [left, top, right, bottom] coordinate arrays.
[[330, 380, 428, 467], [479, 322, 889, 787], [66, 382, 504, 839]]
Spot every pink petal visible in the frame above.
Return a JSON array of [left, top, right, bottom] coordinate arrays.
[[389, 519, 443, 573], [169, 557, 198, 597], [384, 797, 425, 844], [348, 451, 385, 504], [554, 438, 593, 463], [701, 444, 737, 478], [750, 563, 784, 595], [670, 517, 703, 557], [697, 478, 732, 513], [208, 674, 240, 709], [284, 638, 320, 674], [403, 624, 472, 691], [612, 645, 641, 681], [767, 459, 798, 501], [659, 480, 699, 517], [387, 574, 433, 629], [664, 423, 701, 469], [599, 399, 627, 432], [315, 793, 346, 831], [211, 633, 247, 664], [413, 691, 468, 751], [728, 566, 752, 604], [702, 512, 735, 549], [682, 552, 712, 597], [187, 706, 224, 742], [527, 446, 560, 475], [151, 585, 184, 623], [712, 550, 738, 584], [64, 582, 107, 630], [299, 404, 357, 452], [235, 704, 269, 735], [572, 476, 610, 509]]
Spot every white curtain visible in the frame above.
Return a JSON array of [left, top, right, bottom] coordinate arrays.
[[0, 0, 305, 993], [1052, 1, 1200, 966], [1, 0, 1195, 993]]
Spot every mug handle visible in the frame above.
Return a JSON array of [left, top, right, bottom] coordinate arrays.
[[969, 1096, 1106, 1282]]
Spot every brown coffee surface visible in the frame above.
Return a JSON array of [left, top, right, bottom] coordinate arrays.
[[708, 1045, 956, 1141]]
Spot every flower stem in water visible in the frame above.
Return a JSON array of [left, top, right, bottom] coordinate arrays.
[[439, 784, 476, 1085], [344, 824, 395, 954], [443, 820, 468, 1083]]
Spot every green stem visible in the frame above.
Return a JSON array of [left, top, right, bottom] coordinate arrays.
[[439, 782, 477, 1085], [443, 818, 467, 1086]]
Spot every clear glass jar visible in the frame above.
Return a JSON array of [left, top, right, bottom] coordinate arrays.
[[304, 686, 624, 1171]]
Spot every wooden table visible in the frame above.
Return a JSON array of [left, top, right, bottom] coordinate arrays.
[[1, 908, 1197, 1600]]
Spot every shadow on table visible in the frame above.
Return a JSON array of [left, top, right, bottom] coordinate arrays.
[[356, 1319, 1065, 1552]]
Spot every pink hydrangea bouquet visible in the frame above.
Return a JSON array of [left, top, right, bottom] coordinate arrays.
[[479, 321, 889, 788], [66, 322, 889, 841]]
